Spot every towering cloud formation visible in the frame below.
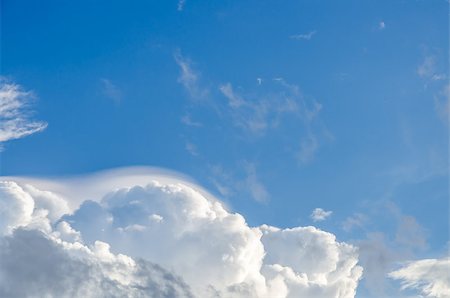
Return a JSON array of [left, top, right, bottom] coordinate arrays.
[[0, 174, 363, 297]]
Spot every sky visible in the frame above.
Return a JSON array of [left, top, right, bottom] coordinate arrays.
[[0, 0, 449, 297]]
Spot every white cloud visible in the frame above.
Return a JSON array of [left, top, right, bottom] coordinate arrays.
[[181, 114, 202, 127], [177, 0, 186, 11], [346, 201, 431, 297], [100, 78, 122, 105], [290, 30, 317, 40], [243, 162, 269, 203], [174, 51, 209, 100], [218, 81, 302, 136], [185, 141, 199, 156], [175, 53, 328, 165], [417, 56, 446, 81], [342, 213, 368, 232], [310, 208, 333, 222], [389, 258, 450, 298], [0, 79, 47, 144], [416, 54, 449, 124], [378, 21, 386, 30], [0, 170, 363, 297], [298, 134, 318, 164]]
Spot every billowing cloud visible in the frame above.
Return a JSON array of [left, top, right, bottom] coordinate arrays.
[[310, 208, 333, 222], [0, 79, 47, 145], [389, 258, 450, 298], [0, 169, 363, 297]]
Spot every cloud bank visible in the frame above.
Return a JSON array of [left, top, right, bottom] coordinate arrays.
[[0, 169, 363, 297]]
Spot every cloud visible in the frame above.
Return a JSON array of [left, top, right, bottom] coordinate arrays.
[[310, 208, 332, 222], [434, 82, 449, 123], [174, 51, 209, 100], [181, 114, 202, 127], [243, 162, 269, 203], [290, 30, 317, 40], [0, 170, 363, 297], [176, 53, 329, 165], [0, 230, 193, 298], [100, 78, 122, 105], [209, 162, 269, 203], [378, 21, 386, 30], [389, 258, 450, 298], [177, 0, 186, 11], [218, 81, 302, 136], [417, 56, 446, 81], [345, 201, 431, 297], [416, 54, 449, 124], [185, 141, 199, 156], [298, 134, 318, 164], [0, 79, 47, 145], [342, 213, 368, 232]]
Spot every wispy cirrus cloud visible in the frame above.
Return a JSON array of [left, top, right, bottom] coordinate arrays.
[[243, 162, 269, 203], [389, 258, 450, 298], [417, 55, 446, 81], [290, 30, 317, 40], [176, 51, 330, 166], [209, 161, 269, 203], [174, 51, 209, 100], [177, 0, 186, 11], [0, 79, 47, 146], [100, 78, 122, 105], [181, 114, 202, 127], [416, 53, 448, 124]]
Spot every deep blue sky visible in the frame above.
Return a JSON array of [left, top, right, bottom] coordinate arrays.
[[1, 1, 448, 295]]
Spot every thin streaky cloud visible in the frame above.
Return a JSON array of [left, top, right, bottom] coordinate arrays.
[[290, 30, 317, 40], [177, 0, 186, 11], [185, 141, 199, 156], [389, 258, 450, 298], [243, 162, 269, 203], [174, 51, 209, 100], [298, 134, 318, 164], [100, 78, 122, 105], [181, 114, 202, 127], [0, 79, 47, 144]]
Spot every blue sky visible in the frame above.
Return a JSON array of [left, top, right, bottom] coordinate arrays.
[[1, 1, 448, 297]]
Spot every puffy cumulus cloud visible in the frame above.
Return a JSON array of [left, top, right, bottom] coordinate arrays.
[[389, 258, 450, 298], [0, 181, 35, 235], [0, 172, 363, 297], [0, 79, 47, 144], [0, 181, 193, 298], [260, 225, 362, 298], [310, 207, 333, 222], [0, 230, 193, 298]]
